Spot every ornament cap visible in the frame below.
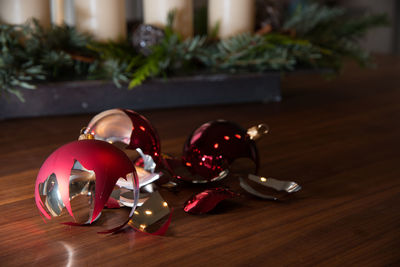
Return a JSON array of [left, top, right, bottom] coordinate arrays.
[[78, 127, 95, 140], [247, 124, 269, 141]]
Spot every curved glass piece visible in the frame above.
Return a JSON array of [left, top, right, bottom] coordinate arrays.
[[181, 120, 259, 182], [85, 109, 133, 144], [68, 161, 96, 223], [239, 175, 302, 200], [38, 173, 65, 217], [84, 109, 161, 170], [38, 160, 97, 224]]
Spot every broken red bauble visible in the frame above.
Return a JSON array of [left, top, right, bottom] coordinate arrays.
[[35, 140, 139, 225], [181, 120, 261, 182], [84, 109, 161, 171], [184, 188, 239, 214]]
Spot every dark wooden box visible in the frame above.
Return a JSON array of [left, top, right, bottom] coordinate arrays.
[[0, 72, 281, 119]]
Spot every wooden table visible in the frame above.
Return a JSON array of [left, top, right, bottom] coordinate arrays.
[[1, 56, 399, 266]]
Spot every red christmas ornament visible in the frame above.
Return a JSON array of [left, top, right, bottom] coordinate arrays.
[[84, 109, 161, 170], [181, 120, 262, 182], [35, 140, 139, 225]]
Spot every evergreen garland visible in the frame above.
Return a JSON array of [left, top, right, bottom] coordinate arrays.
[[0, 23, 45, 101], [283, 3, 389, 69], [0, 4, 389, 101], [0, 20, 97, 101]]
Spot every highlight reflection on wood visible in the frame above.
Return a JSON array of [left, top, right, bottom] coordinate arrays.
[[0, 56, 399, 265]]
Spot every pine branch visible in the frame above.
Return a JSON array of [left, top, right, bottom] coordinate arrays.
[[0, 23, 45, 101], [283, 3, 389, 70], [202, 33, 325, 72], [0, 20, 102, 100], [87, 41, 136, 87], [283, 4, 346, 36], [127, 33, 206, 88]]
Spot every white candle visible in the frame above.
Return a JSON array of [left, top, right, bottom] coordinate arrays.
[[143, 0, 193, 39], [208, 0, 255, 39], [74, 0, 127, 41], [52, 0, 64, 26], [0, 0, 51, 27]]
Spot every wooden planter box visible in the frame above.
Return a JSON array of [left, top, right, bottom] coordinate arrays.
[[0, 72, 281, 120]]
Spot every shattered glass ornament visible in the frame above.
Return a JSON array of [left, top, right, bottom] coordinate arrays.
[[35, 140, 139, 226], [180, 120, 268, 183], [84, 108, 161, 173], [132, 24, 165, 56]]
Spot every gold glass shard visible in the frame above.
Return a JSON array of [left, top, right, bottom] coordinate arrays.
[[129, 191, 170, 231]]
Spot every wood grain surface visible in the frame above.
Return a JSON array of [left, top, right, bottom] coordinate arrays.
[[0, 56, 399, 266]]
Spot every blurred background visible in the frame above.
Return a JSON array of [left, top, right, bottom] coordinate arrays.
[[53, 0, 399, 55], [0, 0, 396, 119], [339, 0, 399, 54]]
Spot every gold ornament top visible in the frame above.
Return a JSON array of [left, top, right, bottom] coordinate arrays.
[[78, 127, 95, 140]]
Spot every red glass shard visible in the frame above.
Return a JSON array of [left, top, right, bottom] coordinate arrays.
[[105, 197, 121, 209], [184, 188, 239, 214]]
